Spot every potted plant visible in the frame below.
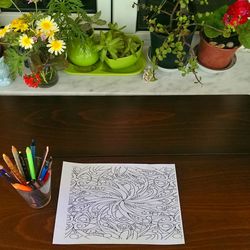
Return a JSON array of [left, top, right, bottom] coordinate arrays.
[[96, 23, 143, 69], [47, 0, 106, 67], [0, 0, 68, 88], [196, 0, 250, 70], [134, 0, 202, 83]]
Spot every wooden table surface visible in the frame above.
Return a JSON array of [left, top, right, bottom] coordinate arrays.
[[0, 95, 250, 250]]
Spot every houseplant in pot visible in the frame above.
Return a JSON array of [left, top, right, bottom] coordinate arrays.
[[0, 0, 67, 88], [196, 0, 250, 70], [96, 22, 143, 70], [48, 0, 106, 67], [133, 0, 202, 83]]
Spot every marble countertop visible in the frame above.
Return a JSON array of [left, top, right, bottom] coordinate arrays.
[[0, 46, 249, 96]]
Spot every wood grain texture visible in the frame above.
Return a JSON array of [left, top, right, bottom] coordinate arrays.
[[0, 96, 250, 249], [0, 96, 250, 156]]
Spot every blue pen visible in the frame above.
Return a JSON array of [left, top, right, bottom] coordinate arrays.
[[0, 166, 16, 183], [38, 165, 49, 181], [30, 139, 36, 161], [38, 157, 52, 181]]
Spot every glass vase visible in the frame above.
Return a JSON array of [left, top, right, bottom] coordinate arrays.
[[28, 53, 59, 88], [38, 64, 58, 88]]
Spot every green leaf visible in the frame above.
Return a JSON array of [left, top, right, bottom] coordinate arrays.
[[100, 49, 107, 62], [4, 48, 25, 80], [0, 0, 12, 8], [237, 21, 250, 49], [199, 5, 228, 38]]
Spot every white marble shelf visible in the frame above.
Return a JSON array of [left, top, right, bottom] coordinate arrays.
[[0, 46, 249, 96]]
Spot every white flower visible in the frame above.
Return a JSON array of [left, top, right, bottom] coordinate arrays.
[[19, 34, 34, 49], [36, 16, 59, 35], [47, 39, 66, 55]]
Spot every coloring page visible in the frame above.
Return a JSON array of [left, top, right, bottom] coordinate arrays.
[[53, 162, 184, 245]]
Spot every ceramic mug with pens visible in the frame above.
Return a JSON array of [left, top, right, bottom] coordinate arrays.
[[15, 156, 52, 209]]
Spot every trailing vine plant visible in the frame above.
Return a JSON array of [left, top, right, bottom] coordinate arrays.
[[133, 0, 207, 84]]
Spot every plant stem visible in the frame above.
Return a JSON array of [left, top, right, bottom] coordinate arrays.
[[10, 0, 21, 13], [170, 1, 180, 31]]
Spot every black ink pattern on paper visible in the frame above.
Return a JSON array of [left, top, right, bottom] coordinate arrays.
[[64, 164, 183, 243]]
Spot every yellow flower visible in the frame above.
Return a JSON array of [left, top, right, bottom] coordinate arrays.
[[36, 16, 59, 35], [47, 39, 66, 55], [0, 25, 11, 38], [10, 18, 20, 28], [19, 34, 34, 49], [0, 29, 6, 38], [19, 22, 29, 32], [11, 18, 28, 32]]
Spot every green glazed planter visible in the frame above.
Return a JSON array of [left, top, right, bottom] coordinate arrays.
[[105, 43, 143, 70], [68, 39, 99, 67]]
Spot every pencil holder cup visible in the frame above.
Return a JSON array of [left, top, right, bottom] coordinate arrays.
[[14, 157, 52, 209]]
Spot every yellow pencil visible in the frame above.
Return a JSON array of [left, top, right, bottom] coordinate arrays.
[[11, 146, 25, 177], [2, 154, 26, 184]]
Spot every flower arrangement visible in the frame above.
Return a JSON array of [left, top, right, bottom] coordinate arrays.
[[0, 0, 67, 87], [197, 0, 250, 49]]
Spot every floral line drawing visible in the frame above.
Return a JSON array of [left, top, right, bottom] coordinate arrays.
[[64, 164, 183, 244]]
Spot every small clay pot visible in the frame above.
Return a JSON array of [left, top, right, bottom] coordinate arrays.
[[197, 35, 238, 70]]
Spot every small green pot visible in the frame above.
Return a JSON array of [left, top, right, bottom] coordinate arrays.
[[68, 38, 99, 67], [105, 44, 142, 70]]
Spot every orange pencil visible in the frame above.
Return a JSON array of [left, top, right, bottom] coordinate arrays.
[[12, 183, 32, 192], [2, 154, 26, 184]]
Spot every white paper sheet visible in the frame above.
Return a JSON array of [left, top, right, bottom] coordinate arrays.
[[53, 162, 184, 245]]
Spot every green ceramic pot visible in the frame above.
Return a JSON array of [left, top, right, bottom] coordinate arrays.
[[68, 38, 99, 67], [105, 45, 142, 70]]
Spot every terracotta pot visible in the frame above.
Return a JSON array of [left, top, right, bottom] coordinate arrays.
[[197, 35, 238, 70]]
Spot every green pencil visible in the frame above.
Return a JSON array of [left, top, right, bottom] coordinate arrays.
[[26, 147, 36, 180]]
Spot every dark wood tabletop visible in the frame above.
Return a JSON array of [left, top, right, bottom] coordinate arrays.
[[0, 95, 250, 250]]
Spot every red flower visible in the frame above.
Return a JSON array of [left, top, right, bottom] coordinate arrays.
[[223, 0, 250, 27], [23, 71, 42, 88]]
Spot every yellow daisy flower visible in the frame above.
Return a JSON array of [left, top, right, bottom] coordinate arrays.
[[0, 24, 12, 38], [11, 19, 28, 32], [36, 16, 59, 34], [19, 34, 34, 49], [19, 22, 29, 32], [10, 18, 20, 27], [4, 24, 11, 32], [47, 39, 66, 55], [0, 29, 6, 38]]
